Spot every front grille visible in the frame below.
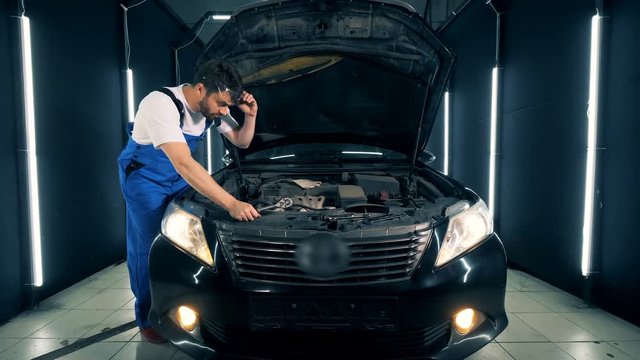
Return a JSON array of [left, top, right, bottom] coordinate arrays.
[[217, 224, 432, 285]]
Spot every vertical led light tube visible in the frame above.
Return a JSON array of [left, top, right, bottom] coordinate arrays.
[[582, 15, 602, 277], [443, 91, 450, 175], [21, 16, 43, 287], [488, 67, 499, 219], [206, 132, 213, 173], [126, 68, 135, 123]]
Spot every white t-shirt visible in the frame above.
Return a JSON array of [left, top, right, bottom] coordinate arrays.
[[131, 84, 239, 148]]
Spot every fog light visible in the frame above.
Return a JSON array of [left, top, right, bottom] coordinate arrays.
[[177, 306, 198, 332], [453, 308, 476, 335]]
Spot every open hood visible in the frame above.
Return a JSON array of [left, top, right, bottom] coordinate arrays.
[[199, 0, 454, 159]]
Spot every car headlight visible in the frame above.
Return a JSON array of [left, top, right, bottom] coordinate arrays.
[[161, 202, 214, 267], [435, 200, 493, 268]]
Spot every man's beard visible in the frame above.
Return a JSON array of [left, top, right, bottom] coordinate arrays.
[[199, 98, 216, 119]]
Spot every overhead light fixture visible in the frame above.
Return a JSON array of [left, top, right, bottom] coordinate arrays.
[[443, 91, 451, 175], [126, 68, 135, 123], [210, 15, 231, 21], [582, 14, 602, 277], [488, 67, 499, 219], [342, 151, 383, 156], [20, 16, 43, 287]]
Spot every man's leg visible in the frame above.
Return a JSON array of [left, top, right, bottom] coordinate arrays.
[[122, 175, 170, 330]]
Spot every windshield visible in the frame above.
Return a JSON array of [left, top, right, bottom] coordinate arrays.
[[245, 143, 407, 161]]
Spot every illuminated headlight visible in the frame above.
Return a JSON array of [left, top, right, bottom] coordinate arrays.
[[435, 200, 493, 268], [161, 202, 214, 267]]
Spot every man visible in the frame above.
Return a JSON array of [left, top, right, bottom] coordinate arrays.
[[117, 59, 260, 343]]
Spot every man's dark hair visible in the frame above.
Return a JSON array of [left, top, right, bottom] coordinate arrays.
[[194, 59, 243, 101]]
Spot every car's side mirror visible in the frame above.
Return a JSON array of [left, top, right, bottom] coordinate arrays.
[[419, 151, 436, 164]]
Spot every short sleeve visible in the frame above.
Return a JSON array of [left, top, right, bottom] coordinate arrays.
[[134, 91, 187, 148]]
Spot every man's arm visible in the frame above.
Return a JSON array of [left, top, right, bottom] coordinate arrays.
[[159, 142, 260, 221], [223, 91, 258, 148]]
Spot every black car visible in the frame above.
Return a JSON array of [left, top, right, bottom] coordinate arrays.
[[148, 0, 508, 359]]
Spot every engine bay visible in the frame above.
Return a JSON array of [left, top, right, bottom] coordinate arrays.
[[187, 169, 469, 228]]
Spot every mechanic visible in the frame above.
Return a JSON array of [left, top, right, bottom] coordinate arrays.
[[117, 59, 260, 343]]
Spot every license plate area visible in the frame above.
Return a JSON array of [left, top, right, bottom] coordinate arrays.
[[250, 296, 398, 331]]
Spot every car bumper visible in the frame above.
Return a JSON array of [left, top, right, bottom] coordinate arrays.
[[148, 230, 508, 360]]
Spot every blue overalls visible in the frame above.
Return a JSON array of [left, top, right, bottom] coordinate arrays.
[[117, 98, 213, 329]]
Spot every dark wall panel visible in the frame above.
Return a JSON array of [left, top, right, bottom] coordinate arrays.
[[498, 0, 592, 295], [27, 0, 125, 299], [441, 1, 495, 201], [598, 0, 640, 325], [128, 1, 201, 103], [0, 0, 23, 323]]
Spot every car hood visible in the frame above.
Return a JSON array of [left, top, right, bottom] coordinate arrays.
[[199, 0, 454, 158]]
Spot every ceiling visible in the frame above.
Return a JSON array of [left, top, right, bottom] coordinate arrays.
[[158, 0, 470, 45]]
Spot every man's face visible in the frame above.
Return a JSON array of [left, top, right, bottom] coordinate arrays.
[[199, 90, 234, 119]]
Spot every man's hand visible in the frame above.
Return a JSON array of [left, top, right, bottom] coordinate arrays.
[[236, 91, 258, 117], [228, 200, 261, 221]]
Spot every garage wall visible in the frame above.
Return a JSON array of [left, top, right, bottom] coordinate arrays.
[[440, 0, 590, 295], [0, 0, 202, 315], [25, 0, 126, 301], [439, 0, 639, 325], [127, 1, 201, 104], [498, 0, 593, 296], [439, 0, 495, 202], [597, 0, 640, 325], [0, 1, 24, 323]]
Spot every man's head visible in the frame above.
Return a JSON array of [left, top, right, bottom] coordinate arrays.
[[193, 59, 243, 119]]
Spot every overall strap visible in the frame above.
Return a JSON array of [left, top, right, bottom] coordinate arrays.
[[157, 88, 185, 128]]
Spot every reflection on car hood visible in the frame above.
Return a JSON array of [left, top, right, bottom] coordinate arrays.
[[199, 0, 454, 158]]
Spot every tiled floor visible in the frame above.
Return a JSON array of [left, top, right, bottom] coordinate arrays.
[[0, 264, 638, 360]]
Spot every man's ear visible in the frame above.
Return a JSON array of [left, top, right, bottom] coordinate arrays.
[[195, 83, 206, 95]]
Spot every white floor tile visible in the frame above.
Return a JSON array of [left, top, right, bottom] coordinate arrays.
[[83, 277, 123, 289], [122, 297, 136, 311], [496, 313, 549, 343], [506, 283, 520, 292], [556, 341, 634, 360], [0, 338, 21, 353], [77, 289, 134, 310], [609, 341, 640, 359], [39, 287, 106, 310], [111, 341, 177, 360], [83, 310, 136, 342], [0, 309, 69, 338], [507, 271, 560, 292], [171, 349, 196, 359], [108, 262, 129, 274], [30, 310, 115, 339], [505, 292, 553, 313], [524, 291, 594, 313], [110, 277, 132, 289], [501, 343, 575, 360], [465, 343, 515, 359], [57, 341, 128, 360], [561, 312, 640, 341], [0, 338, 71, 360], [91, 270, 128, 283], [515, 313, 600, 342]]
